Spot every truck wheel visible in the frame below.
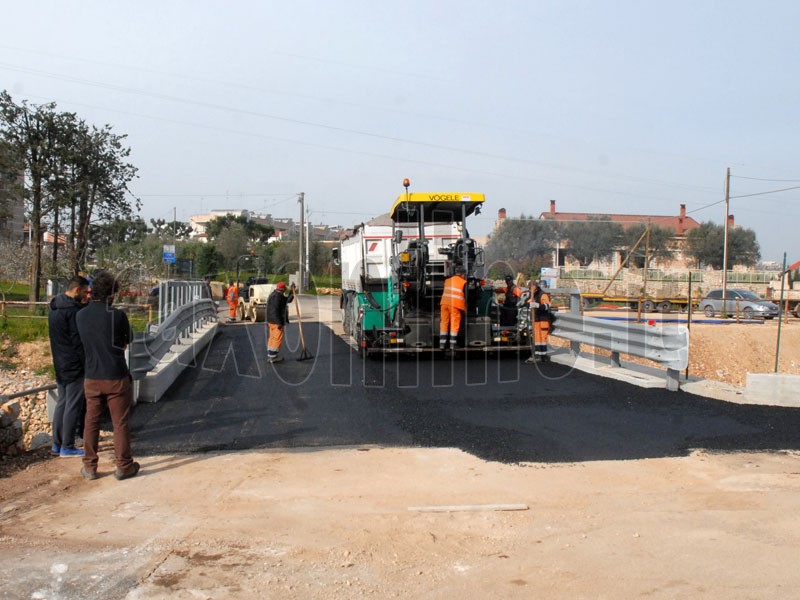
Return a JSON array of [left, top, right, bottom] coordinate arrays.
[[657, 301, 672, 313], [237, 304, 247, 321], [703, 305, 715, 318], [341, 294, 351, 334], [350, 300, 360, 344], [254, 307, 266, 322], [355, 325, 366, 358], [642, 300, 656, 313]]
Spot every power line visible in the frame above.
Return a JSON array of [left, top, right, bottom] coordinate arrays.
[[1, 62, 722, 197], [730, 185, 800, 199], [18, 91, 707, 205], [732, 175, 800, 183], [136, 193, 295, 198], [685, 199, 725, 215], [1, 45, 734, 186]]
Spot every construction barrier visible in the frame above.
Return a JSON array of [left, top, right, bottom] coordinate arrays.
[[549, 293, 689, 391], [129, 297, 218, 403]]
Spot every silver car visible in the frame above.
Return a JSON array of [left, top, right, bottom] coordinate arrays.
[[699, 288, 779, 319]]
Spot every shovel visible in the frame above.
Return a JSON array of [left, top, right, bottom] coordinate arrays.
[[293, 288, 314, 361]]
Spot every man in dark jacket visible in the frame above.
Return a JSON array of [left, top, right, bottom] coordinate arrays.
[[266, 282, 294, 363], [48, 276, 90, 457], [76, 271, 139, 481]]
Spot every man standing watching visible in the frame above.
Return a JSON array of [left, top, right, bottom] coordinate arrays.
[[76, 271, 139, 481], [48, 276, 90, 458], [266, 281, 294, 364], [439, 266, 467, 353]]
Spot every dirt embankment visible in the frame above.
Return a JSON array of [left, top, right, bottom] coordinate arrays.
[[687, 322, 800, 386]]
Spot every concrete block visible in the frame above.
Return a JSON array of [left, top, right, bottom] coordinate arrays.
[[745, 373, 800, 407], [549, 351, 667, 389], [137, 322, 218, 403]]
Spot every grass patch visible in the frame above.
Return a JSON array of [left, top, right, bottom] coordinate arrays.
[[0, 312, 50, 370], [127, 313, 150, 334], [35, 364, 56, 378], [0, 281, 32, 302], [0, 311, 50, 342]]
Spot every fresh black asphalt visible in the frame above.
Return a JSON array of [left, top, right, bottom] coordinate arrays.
[[129, 321, 800, 464]]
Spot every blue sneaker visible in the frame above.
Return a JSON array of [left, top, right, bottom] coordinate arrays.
[[50, 444, 61, 456], [60, 447, 85, 458]]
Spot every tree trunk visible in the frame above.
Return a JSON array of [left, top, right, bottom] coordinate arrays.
[[28, 182, 42, 307], [69, 202, 78, 276], [75, 184, 92, 270], [52, 207, 59, 268]]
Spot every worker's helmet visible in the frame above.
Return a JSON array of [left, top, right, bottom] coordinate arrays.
[[277, 281, 286, 290]]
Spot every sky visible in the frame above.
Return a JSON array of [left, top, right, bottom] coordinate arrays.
[[2, 0, 798, 263]]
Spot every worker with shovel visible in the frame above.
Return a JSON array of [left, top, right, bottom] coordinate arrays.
[[266, 282, 294, 364]]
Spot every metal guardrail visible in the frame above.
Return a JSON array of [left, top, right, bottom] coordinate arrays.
[[130, 297, 218, 380], [549, 289, 689, 391], [157, 280, 211, 325]]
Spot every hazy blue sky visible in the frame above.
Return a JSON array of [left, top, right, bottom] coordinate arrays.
[[2, 1, 798, 262]]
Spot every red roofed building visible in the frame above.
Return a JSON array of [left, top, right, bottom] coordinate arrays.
[[538, 199, 703, 236], [529, 200, 718, 269]]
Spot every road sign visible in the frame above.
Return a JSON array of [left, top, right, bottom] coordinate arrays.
[[163, 244, 176, 264]]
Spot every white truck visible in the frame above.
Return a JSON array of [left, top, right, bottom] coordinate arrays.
[[333, 184, 532, 355]]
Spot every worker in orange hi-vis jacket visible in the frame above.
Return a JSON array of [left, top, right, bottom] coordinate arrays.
[[525, 280, 552, 363], [439, 266, 467, 353], [226, 281, 239, 322], [497, 274, 523, 326]]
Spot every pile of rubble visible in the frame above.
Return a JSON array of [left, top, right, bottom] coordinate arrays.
[[0, 370, 53, 457]]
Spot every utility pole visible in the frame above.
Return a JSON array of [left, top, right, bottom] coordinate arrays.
[[173, 207, 177, 279], [298, 192, 305, 293], [305, 205, 311, 290], [776, 252, 787, 373], [721, 167, 731, 317]]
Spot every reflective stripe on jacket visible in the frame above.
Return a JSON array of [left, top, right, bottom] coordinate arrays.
[[532, 290, 551, 318], [440, 275, 467, 311]]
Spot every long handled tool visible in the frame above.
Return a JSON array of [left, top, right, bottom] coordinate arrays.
[[293, 288, 314, 361]]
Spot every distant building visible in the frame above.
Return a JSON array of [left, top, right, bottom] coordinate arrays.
[[188, 209, 286, 243], [492, 199, 716, 270], [188, 209, 341, 245], [537, 199, 704, 236], [538, 199, 708, 269]]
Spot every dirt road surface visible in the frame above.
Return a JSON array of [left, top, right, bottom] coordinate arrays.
[[2, 298, 800, 599]]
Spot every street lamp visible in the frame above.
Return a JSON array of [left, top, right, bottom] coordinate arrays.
[[235, 252, 255, 285]]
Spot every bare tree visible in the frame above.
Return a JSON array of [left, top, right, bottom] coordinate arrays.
[[0, 239, 32, 306], [0, 91, 140, 298]]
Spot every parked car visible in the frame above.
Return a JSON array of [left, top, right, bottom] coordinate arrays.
[[699, 288, 779, 319]]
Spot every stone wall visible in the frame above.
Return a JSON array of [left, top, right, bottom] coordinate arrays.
[[559, 269, 774, 300], [0, 371, 53, 457]]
